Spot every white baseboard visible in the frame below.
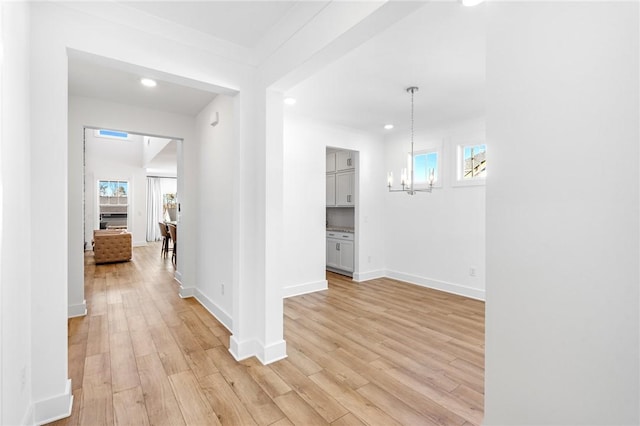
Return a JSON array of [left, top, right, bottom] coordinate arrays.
[[353, 269, 385, 282], [229, 336, 287, 365], [193, 289, 232, 332], [174, 270, 183, 283], [178, 285, 195, 298], [229, 336, 259, 362], [133, 241, 147, 247], [33, 379, 73, 425], [257, 339, 287, 365], [282, 280, 327, 298], [385, 270, 485, 301], [68, 300, 87, 318]]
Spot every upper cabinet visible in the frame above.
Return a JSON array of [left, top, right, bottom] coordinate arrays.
[[326, 152, 337, 173], [335, 171, 355, 206], [326, 174, 336, 206], [336, 151, 354, 171], [327, 149, 356, 207]]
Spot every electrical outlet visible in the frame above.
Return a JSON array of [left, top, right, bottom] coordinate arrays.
[[469, 267, 476, 277], [221, 284, 225, 295]]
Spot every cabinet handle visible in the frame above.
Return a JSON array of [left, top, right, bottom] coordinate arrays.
[[347, 158, 351, 166], [347, 195, 351, 203], [336, 243, 340, 251]]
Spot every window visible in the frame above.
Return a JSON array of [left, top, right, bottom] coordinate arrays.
[[408, 148, 441, 187], [455, 143, 486, 185], [98, 180, 129, 229], [94, 129, 130, 140], [99, 180, 128, 205]]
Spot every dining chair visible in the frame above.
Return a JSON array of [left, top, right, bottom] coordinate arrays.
[[168, 224, 177, 265], [158, 222, 171, 258]]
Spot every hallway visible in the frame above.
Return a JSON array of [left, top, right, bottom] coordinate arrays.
[[51, 243, 484, 425]]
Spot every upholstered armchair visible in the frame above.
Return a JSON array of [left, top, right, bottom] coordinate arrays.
[[93, 230, 132, 264]]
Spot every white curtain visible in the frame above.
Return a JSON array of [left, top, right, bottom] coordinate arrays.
[[146, 177, 163, 241]]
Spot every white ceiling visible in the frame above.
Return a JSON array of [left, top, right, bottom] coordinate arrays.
[[146, 140, 178, 176], [121, 1, 301, 48], [285, 2, 485, 133], [68, 56, 218, 116], [68, 1, 485, 134]]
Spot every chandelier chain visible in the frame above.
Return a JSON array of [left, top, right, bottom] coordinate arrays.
[[411, 89, 415, 158]]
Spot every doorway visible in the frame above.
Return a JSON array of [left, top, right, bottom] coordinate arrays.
[[82, 127, 180, 251]]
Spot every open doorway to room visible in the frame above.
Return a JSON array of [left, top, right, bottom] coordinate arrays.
[[82, 127, 180, 264], [325, 147, 359, 278], [67, 49, 230, 321]]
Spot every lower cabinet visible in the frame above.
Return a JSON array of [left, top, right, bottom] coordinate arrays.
[[326, 231, 354, 273]]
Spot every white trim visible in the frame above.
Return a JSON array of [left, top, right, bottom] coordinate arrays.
[[257, 339, 287, 365], [192, 289, 232, 331], [68, 300, 87, 318], [229, 336, 260, 361], [282, 280, 327, 298], [133, 241, 147, 247], [228, 337, 287, 365], [21, 403, 34, 426], [178, 285, 195, 298], [174, 270, 183, 283], [33, 379, 73, 425], [385, 270, 485, 301], [353, 269, 385, 282]]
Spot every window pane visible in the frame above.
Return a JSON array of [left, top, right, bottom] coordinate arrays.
[[116, 181, 128, 197], [413, 152, 438, 183], [107, 181, 117, 197], [99, 180, 129, 205], [463, 144, 486, 179]]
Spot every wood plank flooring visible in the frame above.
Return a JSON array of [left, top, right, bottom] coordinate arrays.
[[49, 242, 485, 426]]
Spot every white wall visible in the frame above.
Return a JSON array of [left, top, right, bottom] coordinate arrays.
[[194, 94, 236, 328], [384, 117, 486, 300], [83, 130, 147, 246], [484, 3, 639, 424], [1, 2, 34, 424], [282, 116, 386, 295], [142, 136, 172, 168], [283, 113, 485, 301]]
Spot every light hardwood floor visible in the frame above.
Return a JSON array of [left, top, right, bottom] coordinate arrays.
[[49, 242, 485, 426]]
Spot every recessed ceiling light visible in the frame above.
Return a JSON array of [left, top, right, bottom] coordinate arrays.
[[284, 97, 297, 105], [384, 124, 394, 130], [140, 78, 157, 88], [461, 0, 485, 6]]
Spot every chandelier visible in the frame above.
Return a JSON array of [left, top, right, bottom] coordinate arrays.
[[387, 86, 434, 195]]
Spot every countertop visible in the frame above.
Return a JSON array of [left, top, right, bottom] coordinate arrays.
[[326, 227, 354, 233]]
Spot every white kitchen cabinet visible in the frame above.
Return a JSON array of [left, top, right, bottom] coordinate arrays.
[[326, 152, 336, 173], [326, 174, 336, 206], [335, 171, 355, 206], [336, 151, 354, 171], [326, 231, 354, 273], [337, 239, 354, 271], [326, 239, 340, 269]]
